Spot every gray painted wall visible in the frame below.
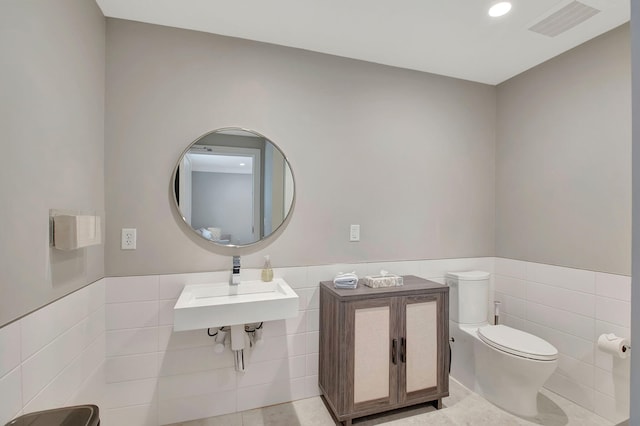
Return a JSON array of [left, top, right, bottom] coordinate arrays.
[[1, 5, 630, 338], [629, 2, 638, 424], [0, 0, 106, 326], [496, 24, 631, 275], [105, 19, 496, 276]]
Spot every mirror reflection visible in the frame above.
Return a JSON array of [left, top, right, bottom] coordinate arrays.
[[173, 128, 294, 247]]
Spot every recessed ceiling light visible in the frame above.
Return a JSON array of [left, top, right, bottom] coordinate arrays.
[[239, 163, 245, 166], [489, 2, 512, 17]]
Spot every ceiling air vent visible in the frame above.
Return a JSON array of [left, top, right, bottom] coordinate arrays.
[[528, 1, 601, 37]]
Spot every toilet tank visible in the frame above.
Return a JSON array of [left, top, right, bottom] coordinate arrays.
[[446, 270, 490, 325]]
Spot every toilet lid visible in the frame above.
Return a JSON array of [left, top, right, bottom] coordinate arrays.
[[477, 325, 558, 361], [445, 270, 490, 281]]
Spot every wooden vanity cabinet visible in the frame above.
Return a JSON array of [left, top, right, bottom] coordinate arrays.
[[319, 275, 449, 425]]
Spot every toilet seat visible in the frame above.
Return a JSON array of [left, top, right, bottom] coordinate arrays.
[[477, 325, 558, 361]]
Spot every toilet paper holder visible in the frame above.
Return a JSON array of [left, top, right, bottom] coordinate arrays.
[[597, 333, 631, 358]]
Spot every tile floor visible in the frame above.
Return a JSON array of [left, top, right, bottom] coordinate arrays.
[[168, 378, 615, 426]]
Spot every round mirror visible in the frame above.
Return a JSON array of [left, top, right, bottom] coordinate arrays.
[[172, 128, 295, 247]]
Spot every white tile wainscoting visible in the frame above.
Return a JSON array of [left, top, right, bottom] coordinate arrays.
[[0, 257, 629, 425], [0, 279, 106, 425], [101, 257, 493, 425], [494, 258, 631, 424]]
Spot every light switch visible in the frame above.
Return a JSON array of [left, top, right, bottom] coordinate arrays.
[[350, 224, 360, 242]]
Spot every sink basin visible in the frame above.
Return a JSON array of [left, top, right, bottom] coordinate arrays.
[[173, 278, 299, 331]]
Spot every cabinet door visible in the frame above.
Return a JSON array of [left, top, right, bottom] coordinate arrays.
[[399, 294, 443, 403], [346, 297, 399, 413]]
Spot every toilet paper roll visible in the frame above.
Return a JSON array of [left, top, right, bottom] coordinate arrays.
[[597, 333, 630, 359]]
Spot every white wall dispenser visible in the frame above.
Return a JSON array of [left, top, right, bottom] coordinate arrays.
[[50, 212, 102, 250]]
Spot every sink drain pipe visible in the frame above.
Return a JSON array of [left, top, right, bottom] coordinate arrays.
[[230, 325, 246, 372]]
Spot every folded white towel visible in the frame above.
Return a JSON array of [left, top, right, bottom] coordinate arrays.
[[334, 272, 358, 289]]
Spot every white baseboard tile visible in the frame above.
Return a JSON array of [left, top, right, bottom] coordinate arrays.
[[158, 389, 237, 425], [236, 377, 306, 412], [0, 321, 21, 378], [306, 353, 319, 376], [237, 356, 306, 389], [593, 390, 630, 424], [304, 375, 322, 399], [0, 367, 22, 425], [103, 403, 158, 426], [104, 378, 158, 409], [158, 368, 236, 401], [556, 354, 594, 389], [68, 362, 106, 409], [594, 367, 630, 400], [545, 371, 595, 412]]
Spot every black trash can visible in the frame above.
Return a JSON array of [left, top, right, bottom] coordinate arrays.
[[5, 404, 99, 426]]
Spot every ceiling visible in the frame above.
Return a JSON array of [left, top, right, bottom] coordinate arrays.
[[95, 0, 630, 85], [188, 153, 254, 174]]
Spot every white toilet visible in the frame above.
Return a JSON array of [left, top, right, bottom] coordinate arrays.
[[446, 270, 558, 417]]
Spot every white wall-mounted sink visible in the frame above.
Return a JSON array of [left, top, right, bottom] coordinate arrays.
[[173, 278, 299, 331]]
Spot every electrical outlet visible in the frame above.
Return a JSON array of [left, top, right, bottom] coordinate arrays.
[[121, 228, 136, 250], [350, 224, 360, 242]]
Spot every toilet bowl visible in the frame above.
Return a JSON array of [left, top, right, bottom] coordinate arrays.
[[447, 271, 558, 417]]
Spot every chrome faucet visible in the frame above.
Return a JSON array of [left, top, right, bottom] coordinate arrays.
[[230, 255, 241, 285]]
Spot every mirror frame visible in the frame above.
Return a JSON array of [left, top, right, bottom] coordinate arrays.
[[170, 127, 296, 249]]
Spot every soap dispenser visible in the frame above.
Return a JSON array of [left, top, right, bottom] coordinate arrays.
[[261, 255, 273, 282]]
